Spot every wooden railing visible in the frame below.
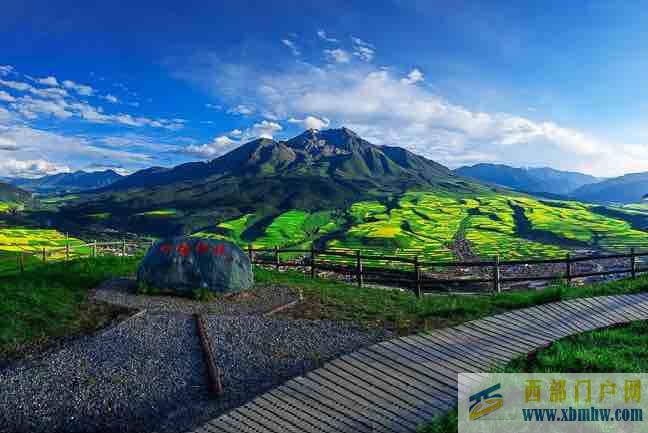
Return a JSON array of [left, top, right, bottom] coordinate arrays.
[[247, 246, 648, 297], [0, 239, 154, 275], [3, 238, 646, 296]]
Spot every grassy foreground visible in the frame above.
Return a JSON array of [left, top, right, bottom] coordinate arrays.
[[258, 267, 648, 333], [0, 256, 139, 360], [422, 320, 648, 432], [3, 255, 648, 360]]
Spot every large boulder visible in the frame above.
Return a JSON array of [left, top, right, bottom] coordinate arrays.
[[137, 237, 253, 295]]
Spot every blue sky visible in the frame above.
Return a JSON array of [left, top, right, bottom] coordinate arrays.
[[1, 0, 648, 178]]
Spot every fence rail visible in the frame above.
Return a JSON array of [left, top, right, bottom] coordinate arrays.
[[2, 238, 647, 296], [246, 245, 648, 296]]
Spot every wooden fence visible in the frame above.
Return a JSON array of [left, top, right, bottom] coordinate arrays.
[[0, 239, 154, 275], [3, 238, 648, 296], [247, 246, 648, 297]]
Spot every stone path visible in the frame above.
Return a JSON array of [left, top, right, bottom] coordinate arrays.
[[191, 293, 648, 433]]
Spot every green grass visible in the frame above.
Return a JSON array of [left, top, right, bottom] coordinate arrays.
[[421, 321, 648, 432], [135, 208, 178, 217], [256, 267, 648, 333], [0, 256, 139, 358], [253, 210, 342, 249]]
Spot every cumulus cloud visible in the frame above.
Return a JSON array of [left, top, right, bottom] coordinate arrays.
[[0, 65, 14, 76], [281, 39, 301, 56], [184, 135, 239, 158], [36, 76, 59, 86], [324, 48, 351, 64], [227, 104, 255, 115], [182, 121, 283, 159], [0, 91, 15, 102], [103, 94, 119, 103], [351, 37, 375, 62], [177, 55, 641, 176], [288, 115, 330, 130], [62, 79, 94, 96], [401, 68, 424, 85], [317, 30, 339, 43], [0, 158, 70, 178], [0, 136, 19, 151], [0, 79, 32, 92]]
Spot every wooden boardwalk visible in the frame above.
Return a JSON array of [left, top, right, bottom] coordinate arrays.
[[192, 293, 648, 433]]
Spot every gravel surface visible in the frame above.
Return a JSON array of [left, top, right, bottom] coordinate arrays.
[[0, 312, 206, 433], [91, 277, 298, 315], [0, 311, 390, 433]]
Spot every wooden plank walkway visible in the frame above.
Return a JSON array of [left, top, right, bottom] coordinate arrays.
[[191, 293, 648, 433]]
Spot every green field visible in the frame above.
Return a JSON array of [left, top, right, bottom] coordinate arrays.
[[196, 191, 648, 262], [135, 208, 178, 217]]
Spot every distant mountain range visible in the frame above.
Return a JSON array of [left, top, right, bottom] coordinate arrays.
[[62, 128, 490, 234], [455, 163, 601, 196], [570, 172, 648, 204], [0, 181, 31, 203], [9, 170, 122, 194]]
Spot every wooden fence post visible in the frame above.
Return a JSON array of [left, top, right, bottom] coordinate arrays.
[[356, 250, 363, 288], [19, 253, 24, 273], [65, 243, 70, 262], [631, 248, 637, 279], [274, 246, 280, 271], [122, 239, 127, 257], [492, 255, 500, 293], [310, 245, 316, 279], [42, 247, 46, 263], [248, 244, 254, 263], [565, 253, 572, 285], [92, 240, 97, 257], [414, 256, 422, 298]]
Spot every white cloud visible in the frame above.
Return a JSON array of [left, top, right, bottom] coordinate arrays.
[[0, 65, 14, 76], [324, 48, 351, 64], [351, 37, 376, 62], [103, 94, 119, 103], [205, 103, 222, 110], [0, 158, 70, 178], [184, 135, 239, 158], [182, 121, 283, 159], [0, 79, 32, 92], [227, 104, 255, 116], [401, 68, 424, 85], [250, 120, 282, 139], [317, 30, 339, 43], [281, 39, 301, 56], [62, 79, 94, 96], [11, 96, 74, 119], [288, 115, 330, 130], [36, 76, 59, 86], [0, 91, 15, 102], [180, 56, 642, 176]]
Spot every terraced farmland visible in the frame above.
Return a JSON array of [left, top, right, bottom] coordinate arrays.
[[0, 228, 85, 253], [513, 197, 648, 251], [194, 192, 648, 262]]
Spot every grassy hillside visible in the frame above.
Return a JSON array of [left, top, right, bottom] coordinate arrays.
[[194, 191, 648, 261]]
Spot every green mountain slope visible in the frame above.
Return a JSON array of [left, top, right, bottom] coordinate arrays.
[[62, 128, 490, 234]]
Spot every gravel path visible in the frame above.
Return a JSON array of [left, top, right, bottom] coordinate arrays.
[[91, 277, 299, 315], [0, 311, 390, 433]]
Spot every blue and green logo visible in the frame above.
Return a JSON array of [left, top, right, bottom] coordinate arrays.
[[469, 383, 503, 420]]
